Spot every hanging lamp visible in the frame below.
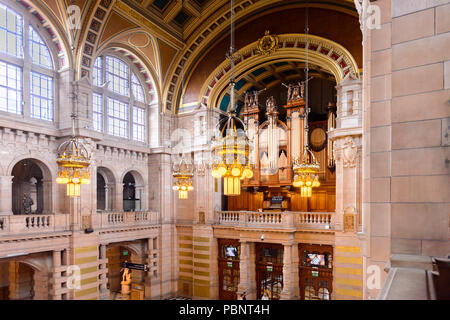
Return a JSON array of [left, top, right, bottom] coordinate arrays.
[[211, 0, 253, 196], [56, 113, 91, 197], [292, 5, 321, 197], [171, 0, 195, 200], [172, 156, 194, 199]]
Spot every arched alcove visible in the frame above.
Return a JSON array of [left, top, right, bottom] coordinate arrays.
[[11, 159, 52, 215]]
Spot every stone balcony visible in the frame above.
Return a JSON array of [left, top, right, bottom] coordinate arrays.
[[0, 211, 160, 239], [214, 210, 334, 231]]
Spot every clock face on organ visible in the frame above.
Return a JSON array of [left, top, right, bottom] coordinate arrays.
[[309, 127, 327, 151]]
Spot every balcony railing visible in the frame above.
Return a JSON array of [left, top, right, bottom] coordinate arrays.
[[0, 211, 160, 238], [215, 211, 334, 230], [0, 214, 70, 236], [97, 211, 160, 229]]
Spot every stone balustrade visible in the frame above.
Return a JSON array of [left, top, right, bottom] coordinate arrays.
[[0, 214, 70, 236], [0, 211, 160, 238], [215, 211, 334, 230], [98, 211, 160, 230]]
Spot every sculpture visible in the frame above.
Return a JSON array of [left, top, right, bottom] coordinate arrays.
[[22, 193, 34, 215], [120, 265, 132, 296]]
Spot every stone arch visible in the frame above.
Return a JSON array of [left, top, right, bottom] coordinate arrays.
[[97, 167, 117, 211], [10, 0, 73, 70], [93, 43, 161, 106], [196, 34, 359, 112], [121, 169, 146, 212], [8, 157, 55, 215]]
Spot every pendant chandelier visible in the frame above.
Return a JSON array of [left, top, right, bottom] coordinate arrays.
[[56, 113, 91, 197], [171, 0, 194, 200], [292, 6, 320, 197], [211, 0, 253, 196], [172, 157, 194, 199]]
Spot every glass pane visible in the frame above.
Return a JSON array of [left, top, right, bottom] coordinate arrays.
[[0, 4, 23, 58], [30, 71, 53, 121], [0, 61, 22, 114], [28, 26, 53, 69], [106, 56, 129, 97]]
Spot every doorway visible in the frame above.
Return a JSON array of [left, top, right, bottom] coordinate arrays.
[[298, 244, 333, 300], [218, 239, 240, 300], [255, 243, 283, 300]]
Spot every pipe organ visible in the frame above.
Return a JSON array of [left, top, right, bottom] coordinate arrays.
[[229, 85, 336, 212]]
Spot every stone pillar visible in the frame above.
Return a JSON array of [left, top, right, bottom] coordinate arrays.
[[0, 176, 13, 215], [329, 76, 363, 231], [99, 244, 110, 299], [237, 241, 250, 298], [51, 251, 62, 300], [104, 186, 110, 211], [135, 185, 144, 211], [33, 270, 49, 300], [144, 238, 152, 299], [280, 244, 295, 300], [329, 75, 364, 300], [42, 179, 53, 214], [115, 182, 123, 211]]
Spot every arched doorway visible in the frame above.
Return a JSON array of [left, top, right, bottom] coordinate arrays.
[[106, 244, 142, 296], [122, 171, 145, 212], [123, 173, 136, 212], [97, 167, 116, 211], [97, 173, 106, 211], [11, 159, 51, 215], [0, 261, 35, 300]]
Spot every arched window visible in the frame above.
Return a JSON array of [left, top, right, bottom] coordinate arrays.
[[91, 54, 148, 143], [0, 3, 55, 121]]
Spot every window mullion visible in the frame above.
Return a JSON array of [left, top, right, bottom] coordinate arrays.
[[22, 18, 30, 118]]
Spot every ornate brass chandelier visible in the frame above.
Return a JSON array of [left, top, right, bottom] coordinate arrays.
[[210, 0, 253, 196], [56, 114, 91, 197], [292, 6, 321, 197], [172, 157, 194, 199]]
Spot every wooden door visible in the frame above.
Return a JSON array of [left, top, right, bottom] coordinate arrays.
[[298, 244, 333, 300], [218, 239, 240, 300], [255, 243, 284, 300]]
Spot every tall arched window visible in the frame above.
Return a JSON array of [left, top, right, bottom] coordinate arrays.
[[0, 3, 56, 121], [91, 54, 148, 143]]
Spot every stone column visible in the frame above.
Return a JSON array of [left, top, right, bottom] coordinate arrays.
[[135, 185, 144, 211], [104, 186, 110, 211], [329, 75, 364, 300], [0, 176, 13, 215], [42, 179, 53, 214], [329, 76, 363, 231], [33, 270, 49, 300], [115, 182, 123, 211], [144, 238, 152, 299], [280, 243, 295, 300], [99, 244, 110, 299], [237, 241, 250, 298], [51, 251, 62, 300]]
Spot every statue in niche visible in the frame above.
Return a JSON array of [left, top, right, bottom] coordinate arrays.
[[22, 193, 34, 215]]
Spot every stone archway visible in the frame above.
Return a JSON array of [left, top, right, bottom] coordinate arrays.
[[195, 33, 360, 112], [121, 170, 146, 212], [97, 167, 117, 211], [10, 159, 53, 215]]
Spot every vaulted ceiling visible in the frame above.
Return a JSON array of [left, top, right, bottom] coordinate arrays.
[[17, 0, 360, 113]]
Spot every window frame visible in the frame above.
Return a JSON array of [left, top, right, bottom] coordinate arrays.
[[0, 1, 58, 124], [91, 52, 148, 143]]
